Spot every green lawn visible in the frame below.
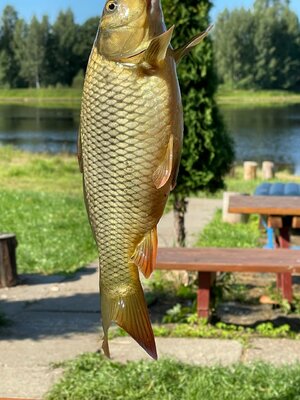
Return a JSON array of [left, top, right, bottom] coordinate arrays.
[[217, 88, 300, 105], [0, 147, 97, 274], [0, 88, 81, 102], [1, 87, 300, 106], [197, 209, 261, 248], [47, 354, 300, 400]]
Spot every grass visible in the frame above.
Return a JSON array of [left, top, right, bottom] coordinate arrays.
[[1, 87, 300, 106], [196, 209, 261, 248], [217, 88, 300, 105], [0, 88, 81, 103], [47, 354, 300, 400], [0, 147, 97, 274], [0, 147, 82, 195], [0, 189, 96, 274]]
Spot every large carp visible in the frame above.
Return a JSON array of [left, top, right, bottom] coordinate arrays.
[[79, 0, 210, 359]]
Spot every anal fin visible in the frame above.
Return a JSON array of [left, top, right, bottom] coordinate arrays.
[[132, 227, 158, 278], [153, 135, 174, 189]]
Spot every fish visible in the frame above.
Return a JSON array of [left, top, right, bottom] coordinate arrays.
[[78, 0, 211, 359]]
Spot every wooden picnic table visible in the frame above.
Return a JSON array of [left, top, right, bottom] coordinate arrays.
[[156, 247, 300, 318], [229, 195, 300, 302]]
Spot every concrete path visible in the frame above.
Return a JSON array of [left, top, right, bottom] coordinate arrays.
[[1, 198, 299, 399]]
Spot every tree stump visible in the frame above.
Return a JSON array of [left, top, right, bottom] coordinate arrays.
[[0, 233, 18, 288], [262, 161, 275, 180], [243, 161, 258, 180], [222, 192, 249, 224]]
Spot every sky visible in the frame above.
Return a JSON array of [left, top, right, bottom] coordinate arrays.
[[0, 0, 300, 24]]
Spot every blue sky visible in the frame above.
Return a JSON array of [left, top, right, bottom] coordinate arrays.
[[0, 0, 300, 24]]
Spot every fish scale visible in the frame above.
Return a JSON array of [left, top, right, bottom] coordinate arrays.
[[81, 49, 172, 292]]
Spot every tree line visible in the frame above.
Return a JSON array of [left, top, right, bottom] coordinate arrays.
[[213, 0, 300, 90], [0, 5, 99, 88], [2, 1, 298, 91]]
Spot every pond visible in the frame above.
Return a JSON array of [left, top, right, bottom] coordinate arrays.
[[221, 104, 300, 175], [0, 103, 299, 174]]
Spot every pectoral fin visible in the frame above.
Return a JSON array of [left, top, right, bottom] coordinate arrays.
[[132, 227, 158, 278], [173, 25, 213, 64], [153, 135, 174, 189], [143, 26, 174, 66]]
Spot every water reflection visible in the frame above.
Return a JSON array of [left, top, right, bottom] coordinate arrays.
[[221, 104, 300, 174], [0, 103, 299, 174], [0, 104, 79, 153]]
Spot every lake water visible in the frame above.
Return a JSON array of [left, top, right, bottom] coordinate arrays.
[[0, 103, 299, 174]]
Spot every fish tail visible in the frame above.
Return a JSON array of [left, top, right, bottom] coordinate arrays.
[[100, 283, 157, 360]]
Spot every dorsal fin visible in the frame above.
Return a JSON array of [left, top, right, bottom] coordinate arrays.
[[173, 25, 213, 64], [143, 26, 174, 66]]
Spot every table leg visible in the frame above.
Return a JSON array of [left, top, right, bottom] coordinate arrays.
[[197, 272, 212, 319], [277, 226, 293, 303]]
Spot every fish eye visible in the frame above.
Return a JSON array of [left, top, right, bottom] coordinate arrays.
[[105, 1, 118, 13]]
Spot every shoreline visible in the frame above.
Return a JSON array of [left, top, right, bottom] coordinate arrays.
[[0, 88, 300, 106]]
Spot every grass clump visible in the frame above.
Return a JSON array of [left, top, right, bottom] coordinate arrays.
[[47, 353, 300, 400], [197, 209, 261, 248], [0, 147, 97, 274], [0, 189, 96, 274], [110, 319, 297, 343]]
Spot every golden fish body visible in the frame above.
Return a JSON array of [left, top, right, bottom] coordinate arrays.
[[79, 0, 210, 359]]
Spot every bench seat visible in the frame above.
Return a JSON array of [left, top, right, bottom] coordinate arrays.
[[155, 248, 300, 318]]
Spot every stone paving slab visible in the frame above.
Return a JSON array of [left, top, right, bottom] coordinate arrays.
[[158, 198, 222, 247], [0, 334, 100, 399], [245, 339, 300, 365], [110, 337, 243, 366]]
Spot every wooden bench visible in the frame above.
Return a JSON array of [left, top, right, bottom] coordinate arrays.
[[156, 247, 300, 318]]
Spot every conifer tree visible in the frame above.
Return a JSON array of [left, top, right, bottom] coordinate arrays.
[[162, 0, 234, 246]]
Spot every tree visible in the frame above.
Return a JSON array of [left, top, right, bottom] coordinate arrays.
[[162, 0, 235, 246], [214, 9, 256, 88], [75, 17, 99, 73], [253, 0, 300, 89], [0, 6, 23, 87], [14, 16, 50, 88], [52, 9, 79, 86], [214, 0, 300, 90]]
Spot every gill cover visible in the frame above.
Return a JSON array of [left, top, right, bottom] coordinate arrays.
[[98, 0, 150, 60]]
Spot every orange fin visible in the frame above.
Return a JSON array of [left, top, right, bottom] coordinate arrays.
[[173, 25, 213, 64], [132, 227, 158, 278], [143, 26, 174, 66], [100, 282, 157, 360], [153, 135, 174, 189]]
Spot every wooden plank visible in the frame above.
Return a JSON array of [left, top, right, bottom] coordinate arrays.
[[292, 217, 300, 228], [156, 248, 300, 273], [268, 216, 282, 228], [228, 195, 300, 216]]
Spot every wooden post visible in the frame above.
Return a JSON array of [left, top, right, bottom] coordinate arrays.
[[262, 161, 275, 180], [276, 227, 292, 303], [0, 233, 18, 288], [197, 272, 212, 319], [222, 192, 249, 224], [243, 161, 258, 180]]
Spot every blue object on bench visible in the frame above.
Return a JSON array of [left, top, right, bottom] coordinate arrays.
[[255, 182, 300, 249], [255, 182, 300, 196]]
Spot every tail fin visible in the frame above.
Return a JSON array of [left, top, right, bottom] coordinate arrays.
[[100, 283, 157, 360]]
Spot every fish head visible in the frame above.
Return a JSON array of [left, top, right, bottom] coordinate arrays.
[[98, 0, 166, 60]]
